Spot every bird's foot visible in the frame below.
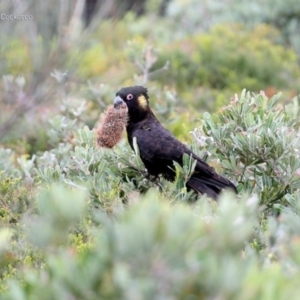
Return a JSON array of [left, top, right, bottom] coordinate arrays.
[[142, 169, 163, 192]]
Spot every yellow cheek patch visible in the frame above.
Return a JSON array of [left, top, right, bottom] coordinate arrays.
[[138, 95, 148, 110]]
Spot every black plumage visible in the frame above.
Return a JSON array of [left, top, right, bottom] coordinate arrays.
[[114, 86, 237, 199]]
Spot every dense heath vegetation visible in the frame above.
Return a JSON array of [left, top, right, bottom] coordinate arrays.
[[1, 0, 300, 299]]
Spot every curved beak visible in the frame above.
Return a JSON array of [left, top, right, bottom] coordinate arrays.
[[114, 96, 125, 108]]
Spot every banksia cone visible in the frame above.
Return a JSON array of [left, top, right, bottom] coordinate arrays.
[[96, 102, 128, 148]]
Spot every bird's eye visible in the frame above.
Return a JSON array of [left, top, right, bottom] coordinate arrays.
[[126, 94, 133, 100]]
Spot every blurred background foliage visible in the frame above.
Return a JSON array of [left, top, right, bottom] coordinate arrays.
[[1, 0, 300, 298], [1, 0, 300, 148]]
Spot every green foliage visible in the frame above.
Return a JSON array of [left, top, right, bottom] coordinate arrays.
[[1, 89, 300, 297], [27, 184, 87, 248], [0, 193, 257, 299], [167, 0, 300, 57], [73, 44, 109, 79], [3, 192, 300, 299], [2, 1, 300, 297], [192, 90, 300, 209], [0, 172, 33, 225], [2, 3, 300, 148], [0, 37, 32, 75], [156, 24, 300, 96]]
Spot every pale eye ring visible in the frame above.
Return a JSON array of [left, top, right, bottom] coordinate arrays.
[[127, 94, 133, 100]]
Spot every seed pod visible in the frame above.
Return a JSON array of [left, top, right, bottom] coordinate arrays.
[[96, 103, 128, 148]]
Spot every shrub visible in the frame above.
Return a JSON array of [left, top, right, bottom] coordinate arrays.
[[2, 190, 300, 299], [156, 24, 300, 96], [192, 90, 300, 210], [0, 37, 32, 76], [1, 88, 300, 297], [1, 1, 300, 297]]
